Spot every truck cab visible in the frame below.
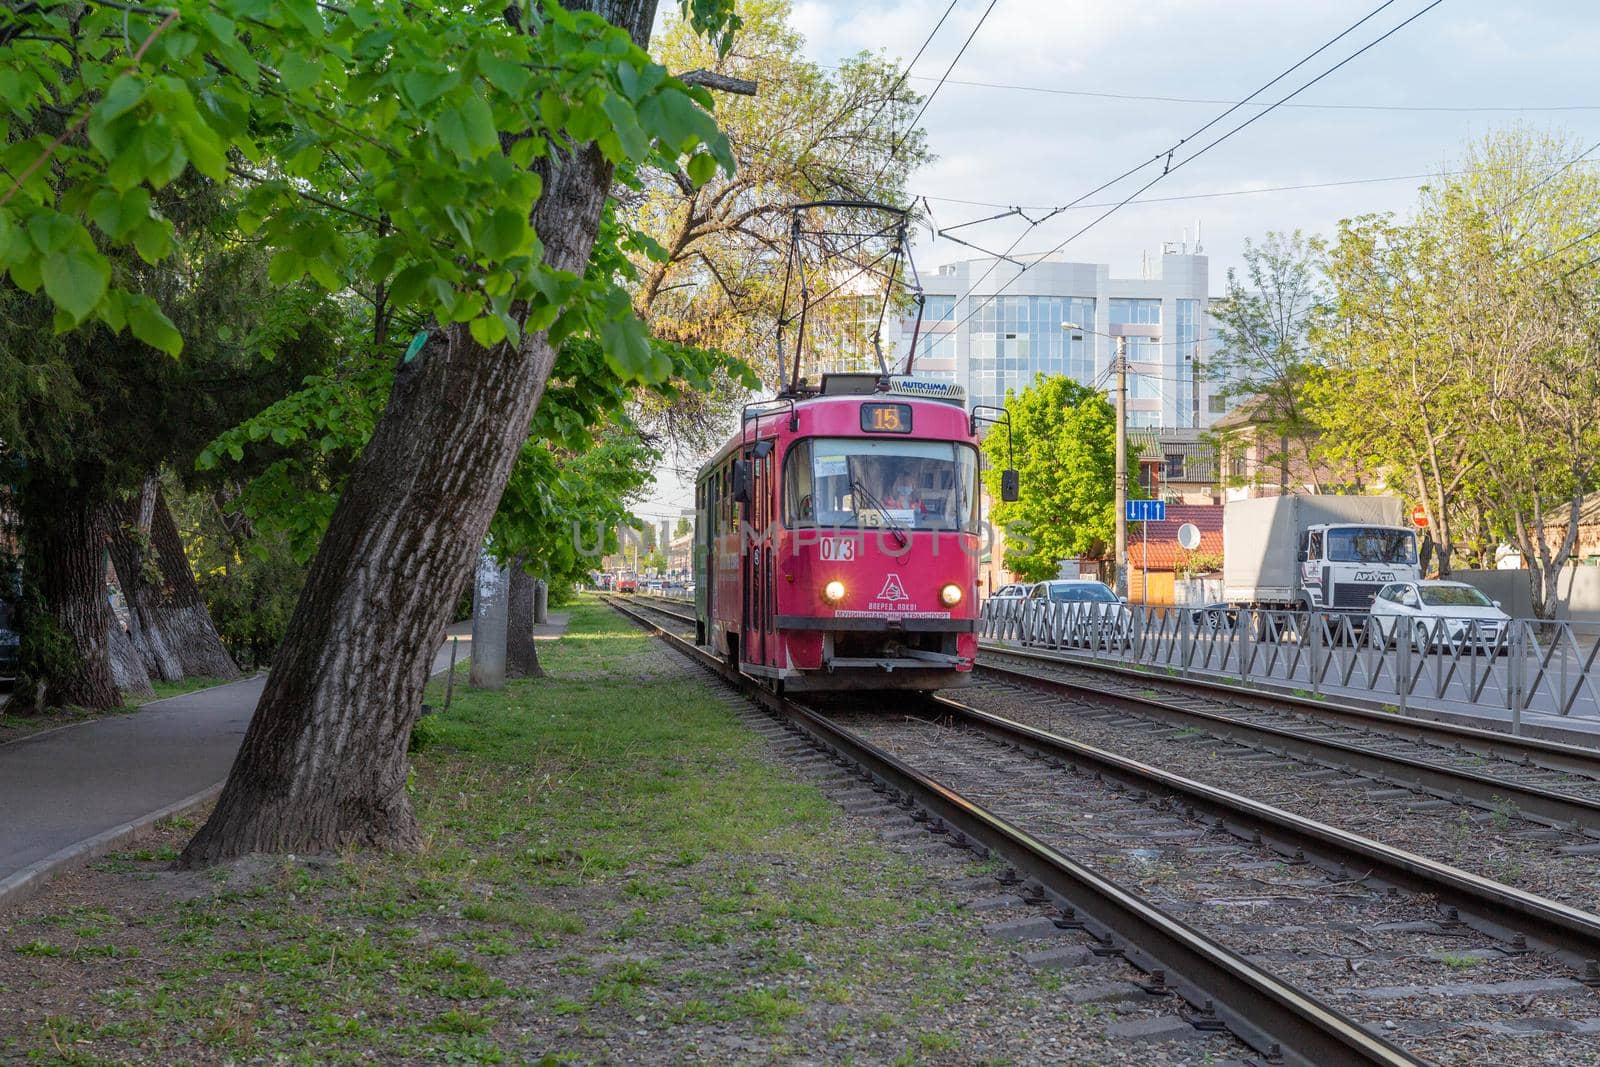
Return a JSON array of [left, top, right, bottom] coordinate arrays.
[[1296, 523, 1420, 612]]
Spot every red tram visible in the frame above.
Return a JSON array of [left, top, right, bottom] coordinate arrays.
[[694, 372, 1014, 692]]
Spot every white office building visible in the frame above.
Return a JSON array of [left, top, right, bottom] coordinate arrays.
[[892, 248, 1224, 427]]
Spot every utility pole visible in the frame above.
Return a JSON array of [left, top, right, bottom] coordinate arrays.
[[1113, 334, 1128, 597]]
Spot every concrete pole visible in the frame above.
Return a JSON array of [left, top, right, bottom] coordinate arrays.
[[1114, 334, 1128, 598], [470, 554, 508, 690], [534, 578, 548, 624]]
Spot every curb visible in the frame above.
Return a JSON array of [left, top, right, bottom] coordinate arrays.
[[0, 781, 224, 911], [0, 645, 476, 912]]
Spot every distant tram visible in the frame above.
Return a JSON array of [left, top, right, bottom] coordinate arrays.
[[693, 373, 1016, 692]]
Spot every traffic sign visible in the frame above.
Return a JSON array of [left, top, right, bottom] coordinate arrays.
[[1411, 504, 1429, 528], [1126, 499, 1166, 523]]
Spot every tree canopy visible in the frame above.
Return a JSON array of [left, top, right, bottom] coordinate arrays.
[[1308, 126, 1600, 609], [981, 374, 1143, 582]]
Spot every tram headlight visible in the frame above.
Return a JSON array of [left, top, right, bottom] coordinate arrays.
[[822, 580, 846, 604], [940, 583, 963, 606]]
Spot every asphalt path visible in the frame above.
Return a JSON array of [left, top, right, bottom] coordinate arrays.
[[0, 626, 472, 890]]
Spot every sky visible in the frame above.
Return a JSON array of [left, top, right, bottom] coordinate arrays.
[[632, 0, 1600, 528]]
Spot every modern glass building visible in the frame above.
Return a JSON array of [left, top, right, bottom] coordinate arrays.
[[893, 250, 1223, 428]]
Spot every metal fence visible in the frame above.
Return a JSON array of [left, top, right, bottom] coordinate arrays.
[[979, 598, 1600, 732]]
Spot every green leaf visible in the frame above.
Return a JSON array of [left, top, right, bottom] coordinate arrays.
[[389, 263, 432, 306], [132, 219, 172, 264], [468, 314, 506, 347], [40, 247, 108, 324], [600, 313, 656, 381], [685, 151, 716, 187], [128, 298, 183, 356], [600, 93, 648, 161], [0, 212, 31, 268], [478, 55, 529, 96], [460, 93, 498, 159], [278, 50, 321, 93], [476, 207, 528, 261], [432, 107, 473, 162], [402, 70, 453, 110], [88, 186, 152, 240], [98, 74, 145, 123], [268, 250, 305, 285]]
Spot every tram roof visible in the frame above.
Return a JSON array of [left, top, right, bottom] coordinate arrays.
[[700, 381, 975, 473]]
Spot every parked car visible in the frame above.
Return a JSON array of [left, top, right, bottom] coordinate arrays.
[[1024, 579, 1133, 647], [983, 582, 1032, 622], [0, 600, 18, 679], [1369, 580, 1510, 651], [1182, 602, 1235, 636]]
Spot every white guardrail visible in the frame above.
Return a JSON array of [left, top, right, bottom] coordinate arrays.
[[979, 598, 1600, 732]]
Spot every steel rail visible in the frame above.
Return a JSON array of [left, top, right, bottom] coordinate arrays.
[[603, 596, 1420, 1067], [628, 605, 1600, 828], [929, 693, 1600, 967], [979, 645, 1600, 814]]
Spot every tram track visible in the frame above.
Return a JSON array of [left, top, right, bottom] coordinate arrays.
[[622, 597, 1600, 837], [600, 598, 1401, 1065], [608, 598, 1600, 1062], [973, 648, 1600, 837]]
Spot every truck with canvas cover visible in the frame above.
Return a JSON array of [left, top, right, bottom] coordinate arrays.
[[1223, 496, 1420, 614]]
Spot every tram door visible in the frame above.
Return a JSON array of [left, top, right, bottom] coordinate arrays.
[[742, 442, 776, 667]]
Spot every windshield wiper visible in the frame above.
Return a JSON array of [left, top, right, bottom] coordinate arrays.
[[851, 479, 909, 548]]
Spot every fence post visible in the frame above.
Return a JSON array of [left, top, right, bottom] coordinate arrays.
[[1241, 609, 1252, 685], [1396, 621, 1408, 718], [1309, 611, 1320, 699], [1180, 608, 1191, 679], [1511, 620, 1523, 736]]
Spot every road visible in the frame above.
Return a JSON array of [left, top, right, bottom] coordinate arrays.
[[0, 628, 471, 896]]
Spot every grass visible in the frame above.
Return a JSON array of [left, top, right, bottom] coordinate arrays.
[[0, 596, 1037, 1064], [127, 674, 240, 707], [1438, 953, 1483, 970]]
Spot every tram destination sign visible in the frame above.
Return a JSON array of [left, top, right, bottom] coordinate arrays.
[[861, 402, 913, 433]]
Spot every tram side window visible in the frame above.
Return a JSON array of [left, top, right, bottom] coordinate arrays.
[[784, 440, 815, 524]]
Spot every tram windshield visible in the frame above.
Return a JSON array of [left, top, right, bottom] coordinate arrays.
[[784, 438, 980, 532]]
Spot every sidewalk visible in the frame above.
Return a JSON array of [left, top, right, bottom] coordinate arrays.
[[0, 621, 514, 906]]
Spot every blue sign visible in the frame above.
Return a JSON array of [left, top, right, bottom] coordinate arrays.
[[1126, 499, 1166, 522]]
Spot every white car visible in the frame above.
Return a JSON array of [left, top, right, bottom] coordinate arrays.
[[1370, 580, 1510, 652], [1025, 579, 1133, 647]]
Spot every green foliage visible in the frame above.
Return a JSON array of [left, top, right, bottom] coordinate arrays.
[[408, 710, 444, 753], [1308, 125, 1600, 603], [630, 0, 930, 448], [1206, 230, 1331, 493], [980, 375, 1143, 582], [166, 486, 305, 670], [491, 428, 658, 588], [1, 0, 740, 384]]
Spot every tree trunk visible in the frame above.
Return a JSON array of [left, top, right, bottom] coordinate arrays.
[[107, 479, 184, 684], [106, 611, 155, 698], [14, 486, 134, 710], [108, 481, 241, 682], [179, 0, 655, 868], [506, 560, 544, 679]]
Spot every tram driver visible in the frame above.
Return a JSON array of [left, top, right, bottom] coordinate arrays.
[[882, 466, 922, 512]]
